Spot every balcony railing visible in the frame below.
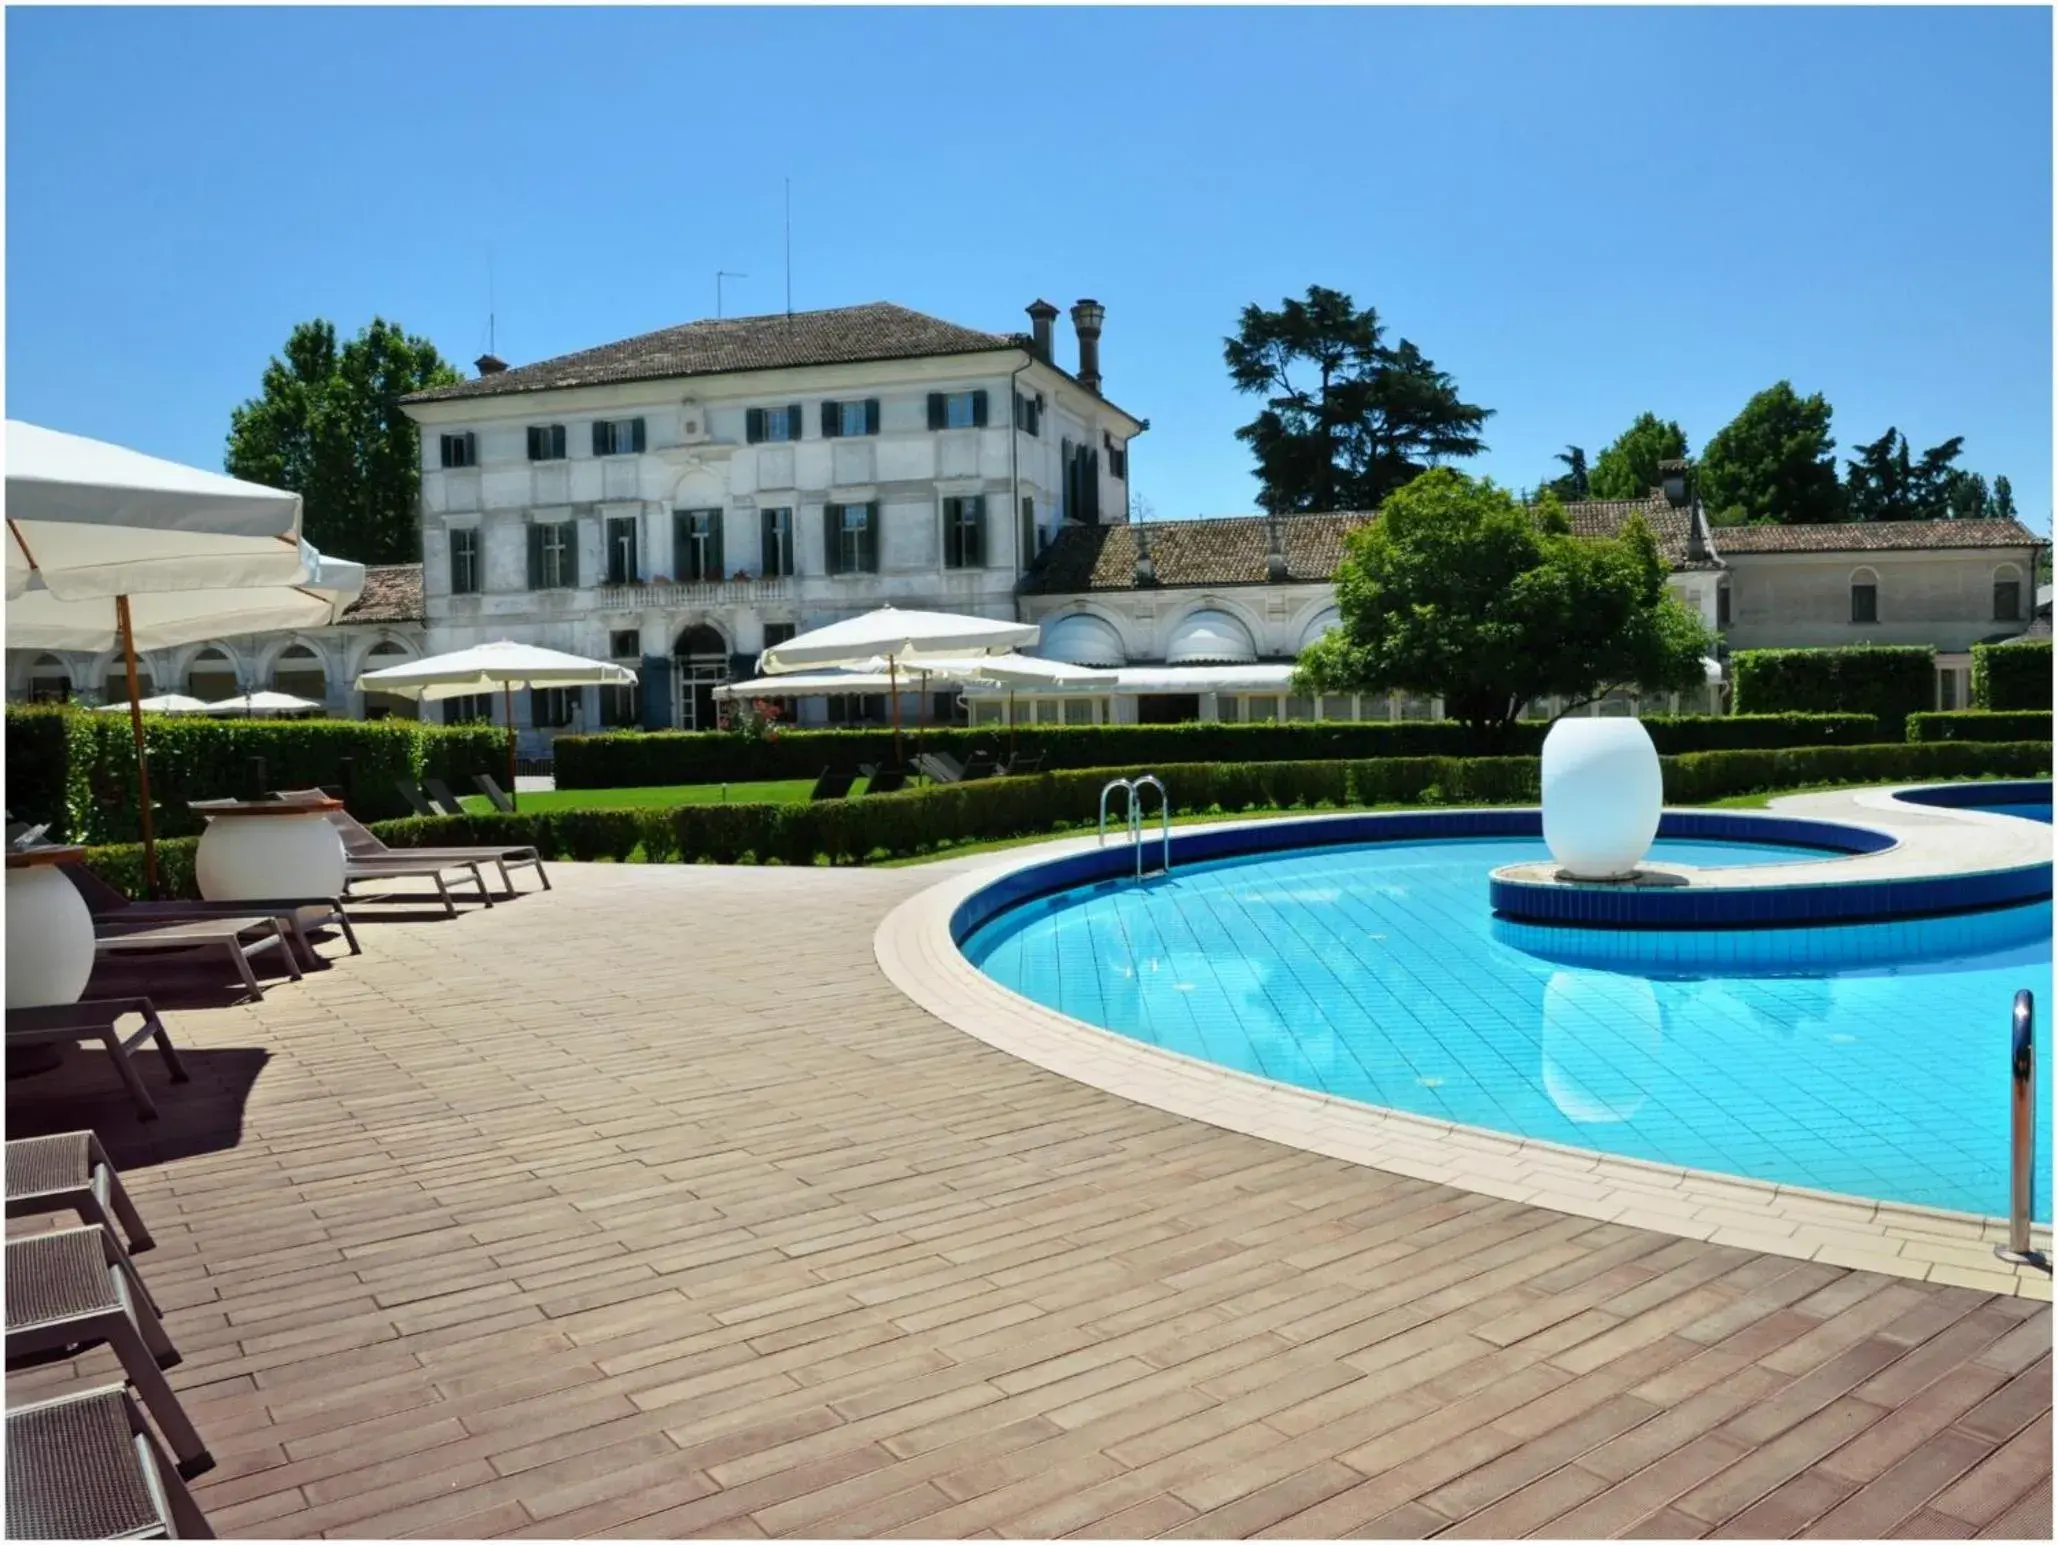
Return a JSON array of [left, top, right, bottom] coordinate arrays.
[[595, 576, 797, 610]]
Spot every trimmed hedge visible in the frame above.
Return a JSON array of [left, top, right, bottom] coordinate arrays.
[[1731, 645, 1935, 737], [1973, 639, 2052, 711], [552, 713, 1885, 790], [81, 740, 2049, 896], [1906, 711, 2054, 744], [4, 707, 507, 845]]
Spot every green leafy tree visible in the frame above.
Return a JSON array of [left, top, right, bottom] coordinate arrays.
[[226, 318, 460, 564], [1588, 412, 1689, 499], [1546, 445, 1590, 499], [1293, 469, 1712, 750], [1698, 381, 1841, 526], [1224, 285, 1492, 514]]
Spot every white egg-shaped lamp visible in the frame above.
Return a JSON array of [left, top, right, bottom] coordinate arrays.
[[6, 865, 96, 1009], [1541, 970, 1662, 1125], [195, 813, 347, 903], [1541, 717, 1662, 880]]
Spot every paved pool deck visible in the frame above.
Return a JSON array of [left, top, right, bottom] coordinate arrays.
[[6, 858, 2050, 1539]]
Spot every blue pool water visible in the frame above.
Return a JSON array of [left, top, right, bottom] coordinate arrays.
[[965, 836, 2053, 1220], [1981, 803, 2053, 824]]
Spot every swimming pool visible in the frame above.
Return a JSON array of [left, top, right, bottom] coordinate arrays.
[[964, 833, 2053, 1221], [1895, 780, 2053, 825]]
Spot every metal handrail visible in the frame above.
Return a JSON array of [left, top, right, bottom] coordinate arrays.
[[1098, 776, 1173, 878], [1996, 989, 2046, 1268]]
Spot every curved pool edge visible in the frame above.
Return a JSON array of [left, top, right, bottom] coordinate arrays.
[[876, 812, 2053, 1301]]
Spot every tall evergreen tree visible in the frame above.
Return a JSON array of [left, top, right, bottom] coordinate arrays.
[[226, 317, 460, 564], [1224, 286, 1492, 513], [1588, 412, 1689, 500], [1843, 426, 1973, 520], [1546, 445, 1590, 499], [1698, 381, 1841, 525], [1993, 475, 2018, 522]]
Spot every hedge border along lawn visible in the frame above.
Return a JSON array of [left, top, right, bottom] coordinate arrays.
[[1906, 710, 2055, 744], [4, 705, 507, 845], [551, 712, 1886, 789], [1973, 638, 2052, 711], [1730, 644, 1935, 738], [78, 740, 2052, 897]]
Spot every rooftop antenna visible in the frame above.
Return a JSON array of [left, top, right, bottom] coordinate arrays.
[[716, 270, 747, 319], [784, 177, 792, 318]]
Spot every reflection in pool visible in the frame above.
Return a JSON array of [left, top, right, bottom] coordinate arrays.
[[963, 836, 2053, 1220]]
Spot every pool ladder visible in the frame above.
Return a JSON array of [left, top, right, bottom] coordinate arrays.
[[1997, 989, 2047, 1269], [1100, 776, 1172, 880]]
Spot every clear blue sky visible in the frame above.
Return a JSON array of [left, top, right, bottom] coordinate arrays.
[[8, 6, 2051, 531]]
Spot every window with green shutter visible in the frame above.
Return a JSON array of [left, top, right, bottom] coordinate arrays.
[[449, 527, 481, 594], [761, 508, 794, 577], [527, 424, 567, 461], [605, 517, 639, 585], [824, 503, 876, 574], [530, 521, 577, 589], [822, 400, 879, 438], [747, 406, 802, 443], [439, 432, 477, 469], [674, 509, 724, 581], [943, 496, 984, 569], [592, 419, 645, 456]]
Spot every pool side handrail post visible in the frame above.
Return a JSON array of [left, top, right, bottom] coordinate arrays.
[[1099, 779, 1133, 849], [1130, 774, 1171, 879], [1996, 988, 2046, 1268]]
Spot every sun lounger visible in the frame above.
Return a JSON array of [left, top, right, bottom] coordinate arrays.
[[473, 773, 516, 813], [962, 750, 1000, 782], [916, 752, 966, 784], [7, 1133, 157, 1305], [4, 999, 187, 1120], [1004, 750, 1045, 775], [5, 1227, 213, 1479], [61, 861, 358, 970], [93, 916, 298, 1002], [393, 780, 439, 818], [422, 778, 468, 817], [273, 789, 547, 898], [6, 1384, 215, 1539], [866, 767, 911, 795], [808, 767, 859, 802]]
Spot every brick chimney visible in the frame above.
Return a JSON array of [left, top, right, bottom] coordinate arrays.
[[1025, 300, 1059, 363], [1069, 299, 1105, 395], [1133, 524, 1157, 587], [1266, 514, 1289, 582], [474, 353, 508, 377]]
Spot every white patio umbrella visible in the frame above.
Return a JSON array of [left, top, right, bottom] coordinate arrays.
[[92, 693, 211, 714], [6, 420, 315, 893], [757, 607, 1039, 762], [202, 690, 327, 718], [926, 653, 1119, 751], [354, 641, 636, 810]]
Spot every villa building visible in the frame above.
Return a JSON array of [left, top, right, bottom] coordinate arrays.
[[7, 300, 2044, 746]]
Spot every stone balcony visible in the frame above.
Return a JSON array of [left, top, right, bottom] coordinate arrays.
[[593, 575, 797, 611]]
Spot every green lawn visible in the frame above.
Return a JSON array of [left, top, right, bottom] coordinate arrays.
[[457, 778, 850, 814]]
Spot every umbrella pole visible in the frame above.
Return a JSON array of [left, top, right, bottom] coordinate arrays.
[[116, 595, 160, 898], [888, 657, 903, 767], [916, 670, 928, 769], [1008, 689, 1017, 757], [504, 682, 518, 813]]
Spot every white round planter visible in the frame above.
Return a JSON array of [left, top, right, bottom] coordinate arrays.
[[1541, 717, 1663, 880], [6, 865, 96, 1009], [196, 812, 346, 903]]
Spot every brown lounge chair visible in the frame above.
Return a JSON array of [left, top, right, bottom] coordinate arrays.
[[275, 788, 549, 898], [192, 796, 495, 917], [3, 999, 188, 1120], [61, 861, 359, 971], [94, 915, 299, 1002], [5, 1226, 213, 1479], [7, 1133, 157, 1300], [6, 1384, 215, 1539]]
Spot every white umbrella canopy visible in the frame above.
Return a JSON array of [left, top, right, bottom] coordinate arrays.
[[757, 607, 1037, 673], [716, 662, 1001, 700], [918, 653, 1116, 688], [6, 542, 365, 652], [93, 693, 211, 714], [356, 642, 637, 810], [6, 420, 306, 600], [202, 691, 327, 717], [353, 640, 635, 702]]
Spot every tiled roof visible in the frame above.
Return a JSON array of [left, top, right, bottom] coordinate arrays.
[[1712, 519, 2044, 555], [339, 564, 423, 624], [404, 303, 1017, 404], [1024, 495, 1706, 594]]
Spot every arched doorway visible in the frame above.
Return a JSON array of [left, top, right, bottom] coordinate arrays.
[[185, 647, 238, 703], [358, 641, 419, 721], [26, 654, 72, 704], [673, 623, 729, 731], [271, 643, 328, 707], [102, 661, 154, 704]]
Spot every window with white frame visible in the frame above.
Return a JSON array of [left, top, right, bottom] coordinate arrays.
[[527, 521, 578, 590], [448, 527, 481, 594], [674, 509, 723, 581], [825, 503, 877, 575], [821, 400, 879, 438], [591, 418, 646, 456], [605, 517, 640, 586], [746, 405, 803, 443], [943, 496, 985, 569], [927, 390, 987, 430]]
